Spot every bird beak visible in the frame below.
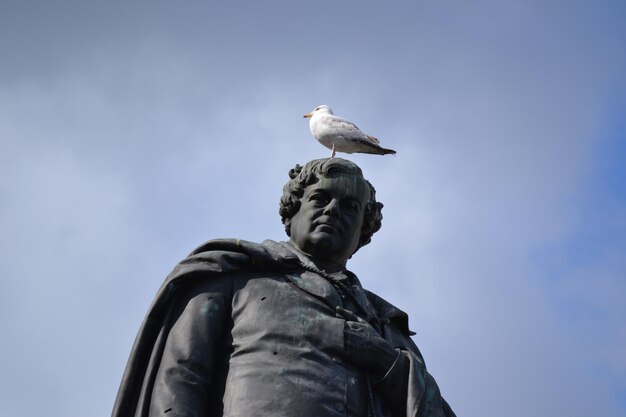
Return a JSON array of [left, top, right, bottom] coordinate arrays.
[[303, 113, 312, 118]]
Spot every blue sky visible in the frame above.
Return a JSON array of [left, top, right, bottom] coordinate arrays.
[[1, 1, 625, 416]]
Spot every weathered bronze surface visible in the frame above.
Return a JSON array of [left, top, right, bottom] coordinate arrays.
[[113, 158, 455, 417]]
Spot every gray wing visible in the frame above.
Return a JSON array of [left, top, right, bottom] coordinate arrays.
[[327, 115, 380, 145]]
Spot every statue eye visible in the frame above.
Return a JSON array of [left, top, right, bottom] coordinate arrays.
[[342, 200, 360, 212], [309, 193, 329, 205]]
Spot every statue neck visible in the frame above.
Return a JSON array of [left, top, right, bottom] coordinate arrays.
[[283, 241, 348, 273]]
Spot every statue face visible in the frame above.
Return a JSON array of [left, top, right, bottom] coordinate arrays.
[[288, 173, 369, 267]]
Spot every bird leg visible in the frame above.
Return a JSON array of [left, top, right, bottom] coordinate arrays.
[[330, 144, 336, 158]]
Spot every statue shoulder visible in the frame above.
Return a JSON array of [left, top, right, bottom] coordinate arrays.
[[169, 238, 298, 286]]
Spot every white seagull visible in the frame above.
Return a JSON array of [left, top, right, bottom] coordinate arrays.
[[303, 105, 396, 158]]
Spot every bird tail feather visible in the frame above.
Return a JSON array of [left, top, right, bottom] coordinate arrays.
[[361, 142, 396, 155]]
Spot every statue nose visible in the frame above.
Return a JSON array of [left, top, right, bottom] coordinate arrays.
[[322, 199, 340, 215]]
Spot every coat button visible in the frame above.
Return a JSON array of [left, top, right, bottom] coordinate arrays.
[[334, 402, 345, 412]]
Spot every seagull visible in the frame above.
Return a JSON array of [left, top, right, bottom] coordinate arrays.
[[303, 105, 396, 157]]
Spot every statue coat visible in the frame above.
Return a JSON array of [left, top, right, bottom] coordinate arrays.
[[112, 239, 455, 417]]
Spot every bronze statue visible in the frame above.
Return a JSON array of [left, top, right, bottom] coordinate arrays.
[[113, 158, 455, 417]]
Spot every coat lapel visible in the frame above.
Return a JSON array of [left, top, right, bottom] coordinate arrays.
[[285, 271, 343, 309]]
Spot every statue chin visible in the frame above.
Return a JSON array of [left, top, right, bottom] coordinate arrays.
[[297, 233, 357, 269]]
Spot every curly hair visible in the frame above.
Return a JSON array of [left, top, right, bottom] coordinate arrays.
[[279, 158, 383, 254]]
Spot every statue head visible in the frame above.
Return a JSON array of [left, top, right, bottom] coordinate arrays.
[[279, 158, 383, 266]]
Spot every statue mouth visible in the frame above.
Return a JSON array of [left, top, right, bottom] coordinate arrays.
[[314, 220, 341, 232]]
